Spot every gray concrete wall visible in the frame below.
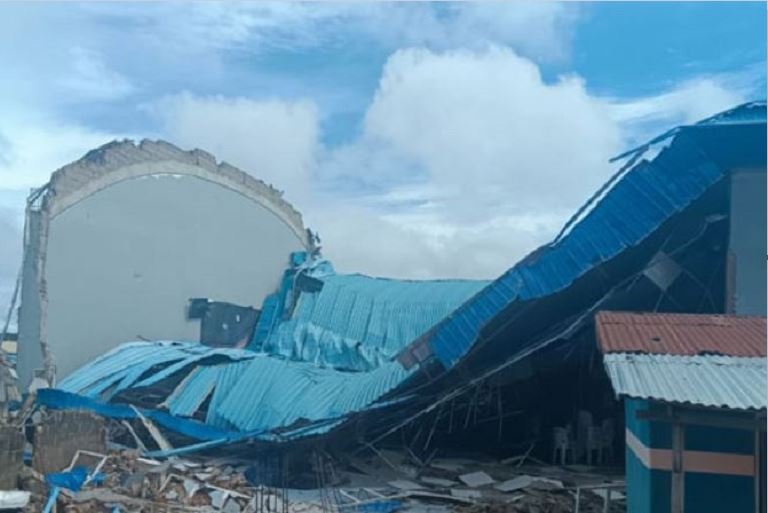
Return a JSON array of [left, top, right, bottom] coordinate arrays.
[[41, 173, 304, 380], [729, 170, 767, 315], [16, 209, 43, 388]]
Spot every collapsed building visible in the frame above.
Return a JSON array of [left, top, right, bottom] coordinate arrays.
[[2, 101, 766, 513]]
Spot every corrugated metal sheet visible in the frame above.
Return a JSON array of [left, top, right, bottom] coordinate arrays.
[[603, 353, 767, 410], [425, 102, 767, 368], [215, 357, 412, 432], [58, 341, 255, 399], [58, 341, 413, 438], [595, 311, 766, 356], [255, 260, 488, 371]]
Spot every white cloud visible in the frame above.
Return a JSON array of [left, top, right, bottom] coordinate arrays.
[[363, 47, 621, 213], [153, 93, 320, 204], [58, 47, 135, 101], [304, 47, 624, 279], [0, 120, 120, 191], [611, 79, 743, 125], [606, 74, 754, 146], [73, 2, 579, 62]]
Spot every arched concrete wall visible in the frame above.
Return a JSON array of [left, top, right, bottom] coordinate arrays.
[[17, 140, 309, 385]]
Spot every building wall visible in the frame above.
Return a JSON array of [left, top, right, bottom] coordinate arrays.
[[16, 209, 43, 387], [625, 399, 757, 513], [729, 170, 767, 315], [19, 169, 307, 385]]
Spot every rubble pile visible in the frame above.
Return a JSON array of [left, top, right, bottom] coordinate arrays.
[[0, 406, 625, 513], [14, 449, 292, 513]]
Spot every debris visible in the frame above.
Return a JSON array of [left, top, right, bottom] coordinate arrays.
[[210, 489, 228, 508], [223, 497, 243, 513], [528, 477, 564, 490], [182, 477, 201, 497], [405, 490, 476, 505], [130, 405, 174, 452], [458, 471, 495, 488], [32, 410, 107, 474], [387, 479, 422, 491], [429, 460, 465, 473], [592, 488, 625, 501], [420, 476, 458, 488], [494, 475, 534, 493], [450, 489, 483, 500], [41, 486, 60, 513], [0, 490, 30, 510]]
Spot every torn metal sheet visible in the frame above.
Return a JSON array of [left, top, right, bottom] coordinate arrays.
[[252, 256, 489, 371]]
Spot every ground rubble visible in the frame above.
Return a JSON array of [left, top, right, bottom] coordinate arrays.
[[3, 443, 627, 513], [0, 407, 625, 513]]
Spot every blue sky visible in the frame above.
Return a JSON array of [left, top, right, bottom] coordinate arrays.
[[0, 2, 765, 306]]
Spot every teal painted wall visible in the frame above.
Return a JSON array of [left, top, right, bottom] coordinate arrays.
[[625, 399, 757, 513], [685, 471, 754, 512]]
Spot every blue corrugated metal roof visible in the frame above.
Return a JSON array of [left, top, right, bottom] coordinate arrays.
[[58, 341, 254, 399], [215, 357, 412, 432], [603, 353, 767, 410], [254, 258, 489, 371], [427, 102, 767, 368], [59, 341, 414, 438]]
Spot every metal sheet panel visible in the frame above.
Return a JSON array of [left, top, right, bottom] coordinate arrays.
[[259, 271, 489, 371], [595, 312, 766, 356], [215, 356, 413, 432], [604, 353, 767, 410], [426, 102, 766, 368], [57, 340, 414, 439]]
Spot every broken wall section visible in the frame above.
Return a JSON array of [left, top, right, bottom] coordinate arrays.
[[0, 424, 25, 488], [32, 410, 106, 474]]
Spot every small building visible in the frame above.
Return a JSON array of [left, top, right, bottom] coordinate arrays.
[[596, 312, 767, 513]]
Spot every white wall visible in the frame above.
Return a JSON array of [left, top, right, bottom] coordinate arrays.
[[38, 173, 304, 380]]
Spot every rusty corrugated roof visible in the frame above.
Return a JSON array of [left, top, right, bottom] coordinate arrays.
[[595, 311, 766, 357]]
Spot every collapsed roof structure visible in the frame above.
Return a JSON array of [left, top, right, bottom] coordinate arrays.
[[33, 101, 768, 456]]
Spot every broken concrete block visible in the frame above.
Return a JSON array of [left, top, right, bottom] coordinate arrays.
[[182, 478, 200, 498], [494, 475, 534, 492], [0, 425, 24, 489], [32, 410, 106, 474], [530, 477, 564, 490], [429, 460, 464, 472], [450, 489, 482, 500], [458, 471, 495, 488], [388, 479, 423, 490], [420, 476, 458, 488], [210, 489, 228, 509]]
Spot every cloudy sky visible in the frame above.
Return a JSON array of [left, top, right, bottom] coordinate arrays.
[[0, 2, 765, 311]]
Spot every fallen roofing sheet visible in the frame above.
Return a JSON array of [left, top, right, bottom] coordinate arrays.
[[414, 102, 767, 369], [603, 353, 767, 410], [595, 311, 767, 356], [254, 259, 489, 371], [58, 341, 413, 439]]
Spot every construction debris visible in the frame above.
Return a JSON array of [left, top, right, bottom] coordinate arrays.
[[0, 490, 29, 510], [457, 472, 495, 488]]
